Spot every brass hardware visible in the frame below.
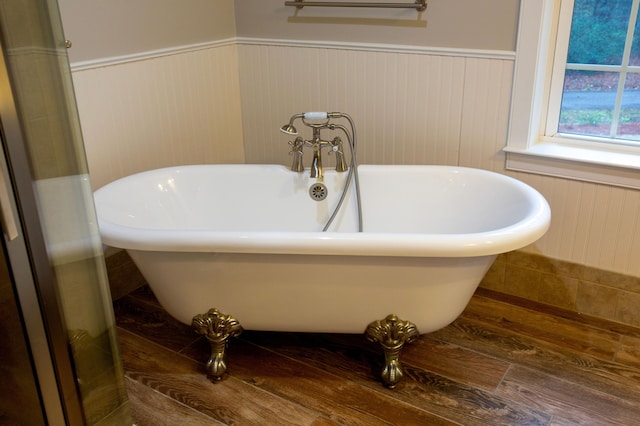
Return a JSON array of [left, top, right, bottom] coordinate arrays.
[[365, 314, 419, 388], [309, 126, 324, 179], [64, 40, 72, 48], [285, 0, 427, 12], [192, 309, 243, 383], [279, 111, 363, 232], [281, 115, 349, 179], [288, 137, 305, 172], [309, 182, 328, 201], [310, 145, 323, 178], [329, 137, 348, 173]]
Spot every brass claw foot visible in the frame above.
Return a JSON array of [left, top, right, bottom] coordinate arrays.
[[192, 309, 243, 383], [365, 314, 419, 388]]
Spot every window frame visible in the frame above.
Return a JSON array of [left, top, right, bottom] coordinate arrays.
[[505, 0, 640, 189]]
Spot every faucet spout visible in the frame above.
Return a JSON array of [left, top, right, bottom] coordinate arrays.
[[310, 127, 323, 179], [310, 148, 322, 179]]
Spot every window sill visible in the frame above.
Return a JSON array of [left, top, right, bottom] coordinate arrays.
[[504, 140, 640, 189]]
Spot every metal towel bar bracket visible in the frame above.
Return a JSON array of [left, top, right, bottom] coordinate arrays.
[[285, 0, 427, 11]]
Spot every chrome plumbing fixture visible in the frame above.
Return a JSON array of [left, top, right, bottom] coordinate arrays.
[[279, 112, 363, 231], [284, 0, 428, 12], [281, 112, 344, 179], [309, 182, 328, 201], [309, 126, 324, 179], [329, 136, 348, 173], [288, 137, 305, 173]]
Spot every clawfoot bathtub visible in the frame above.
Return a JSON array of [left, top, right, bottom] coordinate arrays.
[[94, 164, 550, 387]]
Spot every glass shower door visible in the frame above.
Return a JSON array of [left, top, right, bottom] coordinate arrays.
[[0, 0, 130, 423]]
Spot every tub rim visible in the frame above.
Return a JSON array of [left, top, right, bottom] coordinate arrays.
[[94, 164, 551, 257]]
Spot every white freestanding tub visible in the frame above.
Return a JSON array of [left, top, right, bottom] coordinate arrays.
[[94, 164, 550, 386], [94, 164, 550, 333]]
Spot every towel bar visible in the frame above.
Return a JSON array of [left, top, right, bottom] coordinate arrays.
[[285, 0, 427, 12]]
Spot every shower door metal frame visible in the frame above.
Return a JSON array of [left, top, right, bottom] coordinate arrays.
[[0, 35, 85, 425]]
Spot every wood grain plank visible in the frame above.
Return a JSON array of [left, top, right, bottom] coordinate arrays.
[[548, 416, 582, 426], [462, 295, 621, 361], [126, 376, 222, 426], [113, 295, 200, 352], [224, 332, 550, 426], [616, 335, 640, 368], [429, 316, 640, 404], [183, 335, 460, 426], [403, 335, 511, 391], [237, 330, 510, 391], [126, 283, 163, 307], [497, 365, 640, 426], [115, 286, 640, 426], [118, 328, 321, 425]]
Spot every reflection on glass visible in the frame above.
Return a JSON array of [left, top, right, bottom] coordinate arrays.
[[0, 0, 130, 423]]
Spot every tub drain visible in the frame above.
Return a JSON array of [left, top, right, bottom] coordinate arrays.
[[309, 183, 328, 201]]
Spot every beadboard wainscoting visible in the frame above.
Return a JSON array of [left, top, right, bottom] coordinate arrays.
[[70, 39, 640, 278], [236, 42, 640, 277], [71, 42, 245, 190], [237, 42, 514, 170], [509, 171, 640, 278]]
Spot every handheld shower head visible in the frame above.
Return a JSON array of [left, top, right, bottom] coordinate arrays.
[[280, 113, 306, 135], [280, 122, 298, 135]]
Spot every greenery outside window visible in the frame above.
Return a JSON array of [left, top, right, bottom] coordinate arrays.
[[505, 0, 640, 189]]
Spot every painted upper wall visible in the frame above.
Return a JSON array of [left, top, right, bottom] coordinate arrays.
[[57, 0, 517, 63], [57, 0, 237, 63], [234, 0, 519, 51]]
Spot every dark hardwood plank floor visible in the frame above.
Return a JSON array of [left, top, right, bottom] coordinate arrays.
[[114, 286, 640, 425]]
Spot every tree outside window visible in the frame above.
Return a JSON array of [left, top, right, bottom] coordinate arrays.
[[559, 0, 640, 141]]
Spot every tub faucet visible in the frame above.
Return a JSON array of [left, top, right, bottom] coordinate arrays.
[[280, 112, 349, 179], [280, 111, 362, 232], [309, 127, 323, 179], [288, 137, 305, 172], [329, 136, 348, 173]]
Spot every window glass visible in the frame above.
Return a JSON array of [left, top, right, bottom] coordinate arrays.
[[557, 0, 640, 143], [567, 0, 633, 66], [619, 74, 640, 140], [629, 1, 640, 65], [559, 70, 618, 138], [505, 0, 640, 189]]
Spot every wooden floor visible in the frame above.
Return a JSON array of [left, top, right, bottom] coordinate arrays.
[[114, 286, 640, 425]]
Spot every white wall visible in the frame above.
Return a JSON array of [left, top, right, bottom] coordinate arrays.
[[72, 44, 245, 189], [61, 1, 640, 277], [63, 1, 244, 189], [238, 45, 509, 168], [234, 0, 518, 51], [58, 0, 237, 63]]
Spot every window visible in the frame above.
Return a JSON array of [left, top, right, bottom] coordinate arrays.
[[555, 0, 640, 141], [505, 0, 640, 189]]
